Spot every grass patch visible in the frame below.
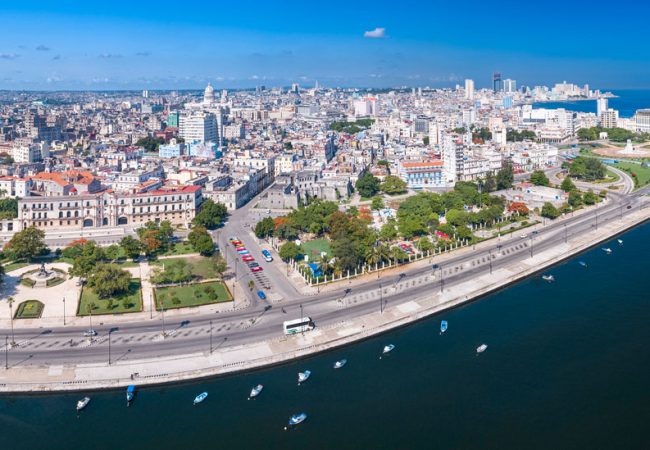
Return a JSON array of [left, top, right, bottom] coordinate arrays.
[[3, 261, 30, 272], [46, 277, 65, 287], [20, 278, 36, 288], [78, 279, 143, 315], [156, 241, 196, 257], [611, 161, 650, 188], [14, 300, 44, 319], [301, 238, 332, 260], [155, 281, 232, 310], [150, 256, 218, 280]]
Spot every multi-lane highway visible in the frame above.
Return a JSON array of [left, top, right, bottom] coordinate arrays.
[[2, 183, 648, 372]]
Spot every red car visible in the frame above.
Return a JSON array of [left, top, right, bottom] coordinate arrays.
[[231, 240, 242, 246], [242, 255, 255, 262], [251, 266, 263, 273]]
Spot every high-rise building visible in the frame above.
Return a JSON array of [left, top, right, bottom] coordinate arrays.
[[291, 83, 300, 94], [464, 79, 475, 100], [596, 97, 608, 117], [503, 79, 517, 93], [166, 111, 179, 128], [353, 97, 377, 117], [492, 72, 502, 93], [600, 109, 619, 129], [179, 111, 218, 143], [635, 109, 650, 133]]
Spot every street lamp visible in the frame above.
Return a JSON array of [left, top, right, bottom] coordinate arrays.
[[564, 223, 567, 243], [8, 297, 15, 346], [62, 297, 66, 326], [4, 336, 8, 370], [108, 330, 112, 365], [379, 282, 383, 313], [488, 249, 493, 274], [209, 320, 213, 354], [439, 265, 444, 293]]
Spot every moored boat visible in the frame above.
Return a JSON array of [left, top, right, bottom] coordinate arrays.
[[578, 261, 588, 268], [249, 384, 263, 399], [76, 397, 90, 411], [602, 247, 612, 254], [333, 359, 347, 369], [542, 274, 555, 282], [617, 239, 623, 245], [298, 370, 311, 384], [382, 344, 395, 355], [193, 392, 208, 405], [285, 412, 308, 429], [126, 385, 136, 404], [440, 320, 448, 334], [476, 344, 488, 354]]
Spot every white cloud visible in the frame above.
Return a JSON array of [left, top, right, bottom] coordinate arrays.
[[364, 27, 387, 39], [0, 53, 20, 60]]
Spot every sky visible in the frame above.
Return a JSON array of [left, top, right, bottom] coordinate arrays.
[[1, 0, 649, 91]]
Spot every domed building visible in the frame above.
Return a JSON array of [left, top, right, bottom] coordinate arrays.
[[203, 82, 215, 104]]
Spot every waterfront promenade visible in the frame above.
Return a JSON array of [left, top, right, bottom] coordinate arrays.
[[1, 195, 648, 392]]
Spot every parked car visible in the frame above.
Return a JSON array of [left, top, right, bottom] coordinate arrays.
[[242, 255, 255, 262], [257, 290, 267, 300], [236, 246, 246, 251], [261, 249, 273, 262], [248, 262, 259, 268], [251, 266, 263, 273]]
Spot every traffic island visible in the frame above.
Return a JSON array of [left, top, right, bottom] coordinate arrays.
[[14, 300, 45, 319]]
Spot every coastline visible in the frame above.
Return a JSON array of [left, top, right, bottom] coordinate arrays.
[[2, 200, 649, 393]]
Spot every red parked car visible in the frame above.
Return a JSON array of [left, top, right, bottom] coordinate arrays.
[[242, 255, 255, 262], [251, 266, 263, 273]]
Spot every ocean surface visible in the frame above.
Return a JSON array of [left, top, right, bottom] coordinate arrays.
[[1, 222, 650, 449], [532, 89, 650, 118]]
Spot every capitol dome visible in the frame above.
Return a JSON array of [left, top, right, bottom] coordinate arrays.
[[203, 82, 215, 103]]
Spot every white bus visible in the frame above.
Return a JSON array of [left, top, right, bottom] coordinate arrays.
[[283, 317, 315, 335]]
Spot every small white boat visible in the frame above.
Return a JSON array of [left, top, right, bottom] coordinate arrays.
[[249, 384, 263, 399], [126, 385, 135, 404], [333, 359, 347, 369], [602, 247, 612, 254], [76, 397, 90, 411], [298, 370, 311, 384], [542, 275, 555, 282], [440, 320, 448, 334], [617, 239, 623, 245], [578, 261, 588, 268], [285, 412, 307, 429], [193, 392, 208, 405], [382, 344, 395, 355], [476, 344, 488, 354]]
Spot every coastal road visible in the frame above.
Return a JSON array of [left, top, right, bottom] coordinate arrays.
[[2, 187, 647, 368]]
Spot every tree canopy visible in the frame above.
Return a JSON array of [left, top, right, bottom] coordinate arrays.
[[496, 161, 514, 190], [87, 264, 131, 298], [188, 226, 215, 256], [380, 175, 408, 195], [530, 170, 550, 187], [569, 157, 606, 181], [5, 226, 47, 260], [192, 199, 228, 229], [355, 172, 380, 198]]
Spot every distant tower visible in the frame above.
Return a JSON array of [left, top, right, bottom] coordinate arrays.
[[464, 79, 475, 100], [492, 72, 502, 93], [597, 97, 608, 116]]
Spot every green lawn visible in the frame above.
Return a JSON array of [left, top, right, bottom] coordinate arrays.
[[150, 256, 218, 280], [156, 241, 197, 257], [155, 281, 232, 310], [301, 238, 332, 260], [14, 300, 44, 319], [78, 280, 143, 315], [3, 261, 30, 272], [611, 161, 650, 188]]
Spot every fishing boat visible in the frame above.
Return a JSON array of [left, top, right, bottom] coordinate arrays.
[[249, 384, 263, 399], [333, 359, 347, 369], [382, 344, 395, 355], [542, 274, 555, 282], [126, 385, 136, 404], [285, 413, 307, 429], [193, 392, 208, 405], [76, 397, 90, 411], [440, 320, 448, 334], [578, 261, 588, 268], [476, 344, 488, 354], [298, 370, 311, 384], [602, 247, 612, 254], [617, 239, 624, 245]]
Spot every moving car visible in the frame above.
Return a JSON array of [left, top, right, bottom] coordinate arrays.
[[83, 329, 97, 337], [262, 249, 273, 262]]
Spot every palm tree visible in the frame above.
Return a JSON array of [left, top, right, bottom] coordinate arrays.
[[364, 246, 382, 267]]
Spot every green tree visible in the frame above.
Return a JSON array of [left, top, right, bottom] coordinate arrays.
[[379, 221, 398, 241], [371, 196, 385, 211], [119, 235, 142, 260], [187, 226, 215, 256], [193, 199, 228, 229], [355, 172, 380, 198], [483, 173, 497, 193], [530, 170, 550, 187], [279, 241, 302, 261], [211, 254, 227, 280], [569, 157, 606, 181], [87, 264, 131, 299], [496, 161, 514, 190], [5, 226, 46, 260], [583, 189, 598, 205], [560, 176, 577, 193], [104, 244, 122, 262], [380, 175, 408, 195], [568, 191, 583, 208], [254, 217, 275, 238], [69, 241, 106, 278], [541, 202, 561, 219]]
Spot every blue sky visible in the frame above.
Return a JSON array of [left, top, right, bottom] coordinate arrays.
[[1, 0, 649, 90]]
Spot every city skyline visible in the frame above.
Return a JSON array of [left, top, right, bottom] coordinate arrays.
[[2, 0, 650, 90]]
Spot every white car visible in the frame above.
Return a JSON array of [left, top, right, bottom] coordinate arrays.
[[519, 234, 528, 239], [83, 329, 97, 337]]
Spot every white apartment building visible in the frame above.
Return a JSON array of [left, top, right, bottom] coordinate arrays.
[[179, 111, 218, 143], [465, 79, 475, 100], [12, 142, 49, 163], [600, 109, 619, 129], [635, 109, 650, 133]]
